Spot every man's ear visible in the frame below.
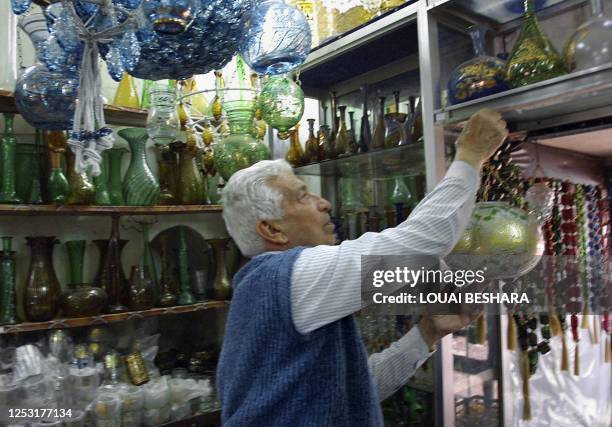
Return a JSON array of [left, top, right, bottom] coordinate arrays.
[[256, 219, 289, 245]]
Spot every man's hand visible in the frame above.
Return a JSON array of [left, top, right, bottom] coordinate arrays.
[[417, 313, 481, 351], [455, 109, 508, 171]]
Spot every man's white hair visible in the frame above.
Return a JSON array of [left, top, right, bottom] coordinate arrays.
[[221, 159, 294, 258]]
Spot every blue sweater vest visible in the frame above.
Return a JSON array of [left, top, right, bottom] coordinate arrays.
[[217, 247, 383, 426]]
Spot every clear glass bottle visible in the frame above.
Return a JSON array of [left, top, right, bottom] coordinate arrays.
[[146, 87, 180, 145], [563, 0, 612, 71]]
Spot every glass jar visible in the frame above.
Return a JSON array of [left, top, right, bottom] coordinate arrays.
[[146, 87, 180, 145]]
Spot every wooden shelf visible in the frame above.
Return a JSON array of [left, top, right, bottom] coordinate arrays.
[[0, 204, 223, 216], [159, 410, 221, 427], [0, 90, 148, 127], [0, 300, 229, 334]]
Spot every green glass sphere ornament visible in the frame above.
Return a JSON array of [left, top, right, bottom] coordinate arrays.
[[259, 75, 305, 139], [446, 202, 544, 279]]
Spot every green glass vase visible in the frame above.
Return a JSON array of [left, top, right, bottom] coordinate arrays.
[[105, 147, 127, 205], [65, 240, 86, 285], [15, 143, 43, 204], [93, 156, 112, 206], [119, 128, 160, 206], [66, 148, 96, 205], [0, 237, 17, 325], [0, 114, 22, 204], [213, 96, 271, 181], [506, 0, 567, 87], [260, 75, 305, 139], [178, 228, 195, 305]]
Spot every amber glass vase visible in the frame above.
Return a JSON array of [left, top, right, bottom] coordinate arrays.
[[155, 144, 177, 205], [209, 239, 232, 300], [128, 265, 156, 311], [285, 125, 305, 167], [24, 236, 61, 321], [173, 137, 206, 205], [95, 217, 128, 313], [304, 119, 319, 163], [44, 130, 69, 205], [335, 106, 350, 156], [506, 0, 567, 87], [65, 148, 96, 205], [371, 97, 386, 150]]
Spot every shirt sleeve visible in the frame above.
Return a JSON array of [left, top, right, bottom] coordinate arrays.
[[368, 326, 434, 401], [290, 160, 480, 334]]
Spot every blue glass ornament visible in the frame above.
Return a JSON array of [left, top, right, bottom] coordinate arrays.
[[42, 36, 69, 72], [142, 0, 199, 35], [129, 0, 255, 80], [448, 25, 510, 105], [116, 0, 143, 9], [11, 0, 31, 15], [239, 0, 312, 75], [14, 14, 79, 130], [118, 30, 141, 73], [106, 46, 125, 82]]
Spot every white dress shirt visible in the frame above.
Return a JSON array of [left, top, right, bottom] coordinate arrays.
[[290, 160, 480, 401]]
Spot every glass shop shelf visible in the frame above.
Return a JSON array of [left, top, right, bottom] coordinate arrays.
[[0, 90, 148, 127], [294, 143, 426, 179], [158, 410, 221, 427], [434, 63, 612, 134], [0, 204, 223, 216], [0, 300, 229, 334]]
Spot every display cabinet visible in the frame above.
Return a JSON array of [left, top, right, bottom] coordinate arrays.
[[292, 0, 611, 426]]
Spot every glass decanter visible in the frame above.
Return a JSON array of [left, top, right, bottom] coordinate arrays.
[[335, 106, 350, 157], [14, 13, 78, 130], [370, 97, 386, 150], [448, 25, 510, 105], [304, 118, 320, 163], [563, 0, 612, 71], [506, 0, 567, 88]]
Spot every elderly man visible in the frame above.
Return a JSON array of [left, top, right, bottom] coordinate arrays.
[[216, 109, 508, 426]]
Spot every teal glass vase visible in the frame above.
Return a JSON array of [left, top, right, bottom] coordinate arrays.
[[119, 128, 160, 206], [15, 143, 43, 204], [105, 147, 128, 205], [65, 240, 86, 285], [0, 114, 22, 204], [0, 237, 17, 325], [178, 228, 195, 305], [93, 157, 112, 206]]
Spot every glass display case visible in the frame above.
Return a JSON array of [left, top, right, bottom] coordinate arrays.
[[292, 1, 612, 425]]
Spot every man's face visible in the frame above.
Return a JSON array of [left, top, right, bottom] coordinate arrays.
[[264, 172, 336, 248]]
